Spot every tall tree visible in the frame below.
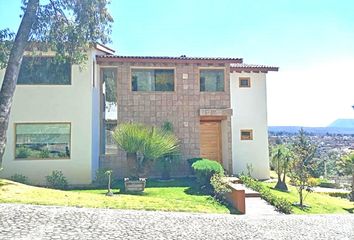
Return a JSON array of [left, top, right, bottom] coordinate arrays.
[[289, 128, 317, 208], [336, 152, 354, 202], [271, 144, 292, 191], [0, 0, 113, 168]]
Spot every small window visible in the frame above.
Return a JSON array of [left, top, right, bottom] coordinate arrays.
[[17, 57, 71, 85], [239, 77, 251, 88], [241, 129, 253, 140], [200, 69, 224, 92], [131, 69, 174, 91], [15, 123, 71, 159], [104, 120, 118, 155]]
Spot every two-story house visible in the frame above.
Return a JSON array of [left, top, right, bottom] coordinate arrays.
[[0, 44, 278, 185]]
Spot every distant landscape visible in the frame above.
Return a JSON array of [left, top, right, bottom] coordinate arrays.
[[269, 119, 354, 135]]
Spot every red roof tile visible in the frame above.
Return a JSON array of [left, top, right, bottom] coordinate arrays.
[[96, 55, 243, 64], [230, 63, 279, 72]]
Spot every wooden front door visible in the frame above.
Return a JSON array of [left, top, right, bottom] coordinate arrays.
[[200, 121, 222, 163]]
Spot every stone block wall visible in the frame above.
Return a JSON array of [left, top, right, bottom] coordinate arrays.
[[100, 61, 232, 177]]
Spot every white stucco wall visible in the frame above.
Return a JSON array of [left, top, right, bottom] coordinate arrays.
[[0, 50, 100, 185], [230, 72, 270, 179]]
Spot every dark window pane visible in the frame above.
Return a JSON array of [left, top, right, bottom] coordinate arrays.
[[15, 123, 71, 159], [200, 69, 224, 92], [131, 69, 174, 92], [240, 78, 250, 87], [17, 57, 71, 85]]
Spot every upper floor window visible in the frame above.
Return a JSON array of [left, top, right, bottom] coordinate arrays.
[[131, 68, 174, 91], [239, 77, 251, 88], [17, 56, 71, 85], [15, 123, 71, 159], [200, 69, 224, 92]]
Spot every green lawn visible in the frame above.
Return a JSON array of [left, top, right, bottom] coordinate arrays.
[[0, 178, 230, 214], [261, 181, 354, 214]]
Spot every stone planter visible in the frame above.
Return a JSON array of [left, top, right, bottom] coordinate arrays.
[[124, 178, 146, 192]]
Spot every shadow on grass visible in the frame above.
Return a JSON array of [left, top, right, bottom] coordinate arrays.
[[268, 186, 291, 193], [0, 180, 14, 188], [184, 186, 205, 196], [343, 207, 354, 213]]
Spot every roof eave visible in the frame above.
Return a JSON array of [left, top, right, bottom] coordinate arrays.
[[230, 67, 279, 73], [96, 56, 243, 64], [94, 43, 115, 55]]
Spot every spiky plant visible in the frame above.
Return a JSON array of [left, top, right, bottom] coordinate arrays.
[[113, 123, 180, 178]]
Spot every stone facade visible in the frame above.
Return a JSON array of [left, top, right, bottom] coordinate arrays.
[[99, 60, 233, 177]]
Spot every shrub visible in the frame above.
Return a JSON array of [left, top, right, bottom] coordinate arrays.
[[39, 149, 50, 158], [319, 180, 339, 189], [187, 158, 203, 174], [45, 170, 68, 190], [210, 173, 230, 203], [307, 177, 321, 187], [192, 159, 224, 193], [328, 192, 349, 199], [113, 123, 180, 178], [10, 174, 29, 184], [93, 168, 111, 187], [240, 175, 293, 214]]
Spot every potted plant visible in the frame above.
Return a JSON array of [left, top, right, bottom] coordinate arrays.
[[113, 123, 179, 192]]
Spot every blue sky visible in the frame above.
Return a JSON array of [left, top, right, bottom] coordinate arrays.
[[1, 0, 354, 126]]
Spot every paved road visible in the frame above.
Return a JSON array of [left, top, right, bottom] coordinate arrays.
[[0, 204, 353, 240]]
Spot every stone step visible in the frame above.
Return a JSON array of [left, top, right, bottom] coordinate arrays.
[[245, 191, 261, 198], [229, 183, 261, 197]]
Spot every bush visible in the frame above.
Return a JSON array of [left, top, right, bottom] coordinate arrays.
[[93, 168, 111, 187], [45, 170, 68, 190], [210, 173, 230, 203], [319, 180, 339, 189], [328, 192, 350, 199], [307, 177, 321, 187], [187, 158, 202, 174], [10, 174, 29, 184], [192, 159, 224, 193], [240, 175, 293, 214]]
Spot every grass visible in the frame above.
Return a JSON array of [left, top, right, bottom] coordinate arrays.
[[0, 178, 230, 214], [261, 181, 354, 214]]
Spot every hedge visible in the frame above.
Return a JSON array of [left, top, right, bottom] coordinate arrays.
[[240, 175, 293, 214], [191, 159, 224, 193]]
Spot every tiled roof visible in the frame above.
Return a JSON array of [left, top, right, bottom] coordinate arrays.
[[230, 63, 279, 72], [97, 55, 242, 61], [96, 55, 242, 63]]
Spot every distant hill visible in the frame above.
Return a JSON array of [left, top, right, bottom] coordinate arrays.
[[268, 126, 354, 135], [328, 119, 354, 129]]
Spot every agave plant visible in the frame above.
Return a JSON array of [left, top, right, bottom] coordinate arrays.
[[113, 123, 180, 179]]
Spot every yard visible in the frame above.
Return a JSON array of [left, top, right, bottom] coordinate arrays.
[[0, 178, 230, 214], [261, 181, 354, 214]]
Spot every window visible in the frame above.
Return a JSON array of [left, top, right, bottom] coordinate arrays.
[[239, 77, 251, 88], [102, 68, 117, 105], [240, 129, 253, 140], [105, 120, 118, 155], [131, 69, 174, 91], [200, 69, 224, 92], [17, 56, 71, 85], [15, 123, 71, 159]]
